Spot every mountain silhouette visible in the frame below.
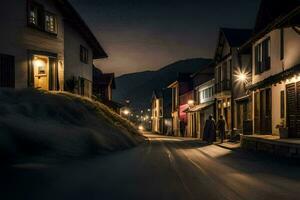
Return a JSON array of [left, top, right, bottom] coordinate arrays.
[[114, 58, 212, 111]]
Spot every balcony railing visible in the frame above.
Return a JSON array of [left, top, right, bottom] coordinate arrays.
[[215, 79, 231, 94]]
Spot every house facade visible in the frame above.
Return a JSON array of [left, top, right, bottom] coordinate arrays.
[[246, 1, 300, 137], [93, 66, 115, 101], [214, 28, 252, 134], [0, 0, 107, 98], [186, 64, 215, 138], [187, 79, 216, 138], [168, 73, 193, 136], [151, 91, 163, 133], [151, 89, 172, 134]]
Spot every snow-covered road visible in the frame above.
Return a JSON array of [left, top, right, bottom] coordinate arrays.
[[2, 133, 300, 200]]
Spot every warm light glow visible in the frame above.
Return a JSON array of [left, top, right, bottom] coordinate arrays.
[[123, 109, 130, 115], [237, 73, 247, 82], [138, 125, 144, 131], [234, 68, 250, 84], [187, 100, 194, 106], [33, 58, 46, 68]]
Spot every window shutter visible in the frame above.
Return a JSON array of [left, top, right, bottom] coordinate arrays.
[[0, 54, 15, 88], [255, 46, 259, 74]]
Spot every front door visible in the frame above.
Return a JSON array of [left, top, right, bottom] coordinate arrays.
[[29, 53, 59, 91], [33, 56, 49, 90], [286, 82, 300, 138]]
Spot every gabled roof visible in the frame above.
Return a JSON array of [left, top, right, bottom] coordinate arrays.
[[254, 0, 300, 34], [240, 2, 300, 51], [167, 73, 192, 88], [54, 0, 108, 59], [152, 90, 163, 99], [214, 28, 252, 61], [221, 28, 253, 47]]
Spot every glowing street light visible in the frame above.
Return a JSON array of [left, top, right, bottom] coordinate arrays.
[[123, 109, 130, 116], [138, 125, 144, 131], [188, 99, 195, 106], [237, 72, 247, 83], [235, 68, 250, 85]]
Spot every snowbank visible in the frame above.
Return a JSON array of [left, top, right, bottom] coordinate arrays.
[[0, 89, 144, 163]]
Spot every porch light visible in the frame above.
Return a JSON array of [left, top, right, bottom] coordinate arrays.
[[237, 73, 247, 83], [235, 68, 250, 84], [33, 57, 46, 70], [188, 100, 194, 106]]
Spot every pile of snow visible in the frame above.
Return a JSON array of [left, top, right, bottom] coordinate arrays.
[[0, 89, 144, 163]]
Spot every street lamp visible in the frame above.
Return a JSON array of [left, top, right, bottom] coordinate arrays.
[[188, 100, 194, 106], [123, 109, 130, 116], [237, 72, 247, 83]]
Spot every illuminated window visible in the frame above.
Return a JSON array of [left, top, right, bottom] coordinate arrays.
[[28, 2, 58, 35], [38, 66, 46, 75], [29, 7, 37, 25], [45, 12, 57, 34], [28, 2, 43, 28]]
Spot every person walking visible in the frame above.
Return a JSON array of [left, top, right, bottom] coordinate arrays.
[[217, 115, 226, 143], [203, 114, 216, 144], [180, 120, 186, 137]]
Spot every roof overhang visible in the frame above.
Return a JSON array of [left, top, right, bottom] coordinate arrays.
[[167, 81, 178, 88], [185, 101, 215, 113], [55, 0, 108, 59], [240, 6, 300, 51], [246, 64, 300, 91]]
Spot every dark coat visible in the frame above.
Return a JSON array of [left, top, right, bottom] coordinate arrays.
[[217, 119, 226, 132], [203, 118, 216, 142]]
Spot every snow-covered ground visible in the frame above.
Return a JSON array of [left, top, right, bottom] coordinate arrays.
[[0, 89, 144, 163]]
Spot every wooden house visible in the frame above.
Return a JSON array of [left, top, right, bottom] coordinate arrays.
[[0, 0, 107, 98]]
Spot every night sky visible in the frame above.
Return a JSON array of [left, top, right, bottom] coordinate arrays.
[[70, 0, 260, 76]]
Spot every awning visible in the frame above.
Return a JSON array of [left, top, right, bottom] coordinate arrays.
[[235, 95, 250, 102], [186, 101, 215, 113], [246, 64, 300, 91]]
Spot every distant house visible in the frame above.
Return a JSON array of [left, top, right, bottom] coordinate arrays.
[[0, 0, 107, 98], [168, 73, 193, 137], [92, 66, 123, 113], [245, 0, 300, 137], [213, 28, 252, 134], [186, 64, 215, 138], [151, 89, 172, 135], [93, 66, 116, 101]]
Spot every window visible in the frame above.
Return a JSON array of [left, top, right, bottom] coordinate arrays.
[[255, 37, 270, 74], [27, 1, 58, 35], [28, 2, 44, 29], [280, 90, 285, 118], [45, 12, 57, 34], [0, 54, 15, 88], [280, 28, 284, 60], [80, 46, 89, 64]]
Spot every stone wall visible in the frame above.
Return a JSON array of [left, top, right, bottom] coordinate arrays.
[[241, 135, 300, 158]]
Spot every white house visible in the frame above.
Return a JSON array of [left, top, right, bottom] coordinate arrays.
[[246, 0, 300, 137], [0, 0, 107, 98], [189, 78, 215, 138]]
